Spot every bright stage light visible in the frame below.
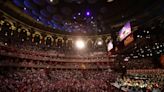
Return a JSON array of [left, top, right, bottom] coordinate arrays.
[[86, 11, 91, 16], [75, 40, 85, 49], [50, 0, 53, 2], [107, 0, 114, 2], [97, 41, 103, 45]]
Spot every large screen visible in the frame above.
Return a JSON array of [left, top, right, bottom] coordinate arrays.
[[107, 41, 113, 51], [118, 22, 131, 41], [124, 34, 134, 46], [160, 55, 164, 68]]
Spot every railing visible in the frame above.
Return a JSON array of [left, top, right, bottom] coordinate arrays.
[[0, 44, 113, 62]]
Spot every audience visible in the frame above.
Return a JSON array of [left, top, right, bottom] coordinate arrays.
[[113, 73, 164, 92], [0, 68, 122, 92], [0, 13, 164, 92]]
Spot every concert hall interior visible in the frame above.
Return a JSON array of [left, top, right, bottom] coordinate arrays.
[[0, 0, 164, 92]]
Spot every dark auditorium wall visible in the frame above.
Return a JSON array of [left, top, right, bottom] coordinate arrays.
[[160, 55, 164, 68]]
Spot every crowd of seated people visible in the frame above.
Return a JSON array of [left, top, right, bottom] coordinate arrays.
[[0, 26, 110, 62], [0, 17, 107, 55], [0, 55, 163, 92], [0, 67, 123, 92], [0, 14, 164, 92], [113, 73, 164, 92], [123, 58, 156, 69], [0, 42, 110, 63], [127, 69, 164, 77], [0, 38, 158, 70], [0, 55, 113, 69], [113, 58, 157, 70]]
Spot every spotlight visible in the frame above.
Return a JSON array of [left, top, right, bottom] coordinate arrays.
[[73, 16, 76, 19], [37, 19, 39, 21], [133, 56, 138, 58], [137, 35, 140, 38], [107, 0, 114, 2], [97, 41, 103, 45], [124, 57, 129, 61], [4, 43, 7, 46], [157, 46, 159, 49], [86, 11, 90, 16], [50, 0, 53, 2], [75, 40, 85, 49], [24, 7, 26, 10], [78, 12, 81, 15], [160, 45, 163, 47]]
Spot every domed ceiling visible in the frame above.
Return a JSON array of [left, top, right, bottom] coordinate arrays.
[[1, 0, 162, 35]]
